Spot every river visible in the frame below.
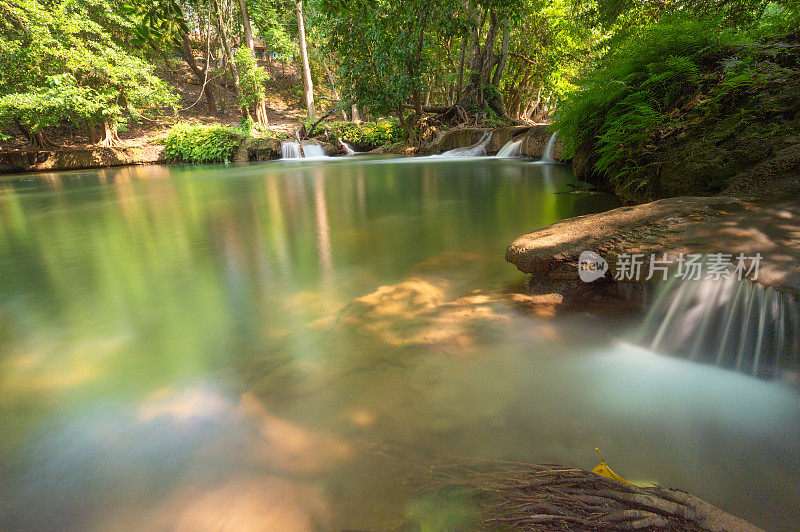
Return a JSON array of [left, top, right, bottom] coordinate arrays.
[[0, 157, 798, 530]]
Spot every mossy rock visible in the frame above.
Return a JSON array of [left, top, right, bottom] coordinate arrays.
[[233, 137, 282, 162]]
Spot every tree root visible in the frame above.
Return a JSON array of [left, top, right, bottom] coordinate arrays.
[[427, 460, 764, 531]]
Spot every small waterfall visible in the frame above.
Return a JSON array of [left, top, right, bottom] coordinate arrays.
[[281, 141, 302, 159], [496, 138, 523, 158], [438, 131, 492, 157], [637, 275, 800, 379], [301, 141, 327, 158], [542, 131, 558, 162], [281, 140, 328, 159], [340, 140, 356, 155]]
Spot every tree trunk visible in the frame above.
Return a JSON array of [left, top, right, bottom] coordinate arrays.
[[322, 58, 348, 120], [93, 120, 121, 147], [456, 32, 467, 102], [15, 120, 54, 149], [213, 0, 245, 118], [237, 0, 254, 52], [180, 33, 218, 116], [351, 104, 360, 122], [295, 0, 316, 120], [255, 99, 269, 126], [491, 19, 509, 86]]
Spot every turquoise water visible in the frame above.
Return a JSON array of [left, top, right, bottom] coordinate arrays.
[[0, 157, 798, 530]]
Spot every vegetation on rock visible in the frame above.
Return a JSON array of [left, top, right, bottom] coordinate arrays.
[[554, 4, 800, 199]]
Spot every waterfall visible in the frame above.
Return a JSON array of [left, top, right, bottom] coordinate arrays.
[[281, 141, 302, 159], [281, 140, 328, 159], [496, 138, 523, 158], [542, 131, 558, 162], [301, 141, 327, 158], [437, 131, 492, 157], [340, 140, 356, 155], [636, 275, 800, 379]]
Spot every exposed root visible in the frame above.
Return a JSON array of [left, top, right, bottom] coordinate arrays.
[[424, 459, 763, 531]]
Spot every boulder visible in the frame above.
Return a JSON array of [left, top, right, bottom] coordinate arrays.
[[233, 138, 282, 162]]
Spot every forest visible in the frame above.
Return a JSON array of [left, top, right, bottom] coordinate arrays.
[[2, 0, 798, 178], [3, 1, 800, 531]]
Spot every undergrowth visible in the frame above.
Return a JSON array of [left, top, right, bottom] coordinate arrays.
[[304, 118, 406, 146], [164, 122, 243, 163], [553, 7, 800, 193]]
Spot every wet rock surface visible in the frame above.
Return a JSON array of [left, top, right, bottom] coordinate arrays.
[[506, 196, 800, 302]]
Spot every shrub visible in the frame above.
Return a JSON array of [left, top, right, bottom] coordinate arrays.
[[304, 118, 407, 146], [164, 123, 243, 163]]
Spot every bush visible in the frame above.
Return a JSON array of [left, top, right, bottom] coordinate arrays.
[[164, 123, 243, 163], [553, 12, 799, 192], [304, 118, 406, 147]]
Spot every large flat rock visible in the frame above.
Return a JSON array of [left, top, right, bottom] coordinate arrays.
[[506, 196, 800, 297]]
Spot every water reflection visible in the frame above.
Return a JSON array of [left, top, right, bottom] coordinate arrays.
[[0, 159, 797, 530]]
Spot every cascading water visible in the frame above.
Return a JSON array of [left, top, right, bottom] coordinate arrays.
[[496, 138, 523, 158], [281, 140, 328, 159], [340, 140, 356, 155], [636, 275, 800, 379], [281, 141, 302, 159], [301, 141, 327, 158], [437, 131, 492, 157], [542, 131, 558, 162]]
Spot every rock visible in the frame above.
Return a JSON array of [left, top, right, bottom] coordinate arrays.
[[505, 196, 800, 301], [518, 125, 564, 159], [233, 138, 282, 162], [486, 126, 532, 153], [0, 146, 165, 173], [430, 128, 489, 154], [369, 142, 417, 155]]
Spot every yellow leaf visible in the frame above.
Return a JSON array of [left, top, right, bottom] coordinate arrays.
[[591, 448, 634, 485]]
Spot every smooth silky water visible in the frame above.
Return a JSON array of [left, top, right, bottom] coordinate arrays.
[[0, 157, 798, 530]]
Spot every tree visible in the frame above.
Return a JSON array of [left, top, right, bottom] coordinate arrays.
[[0, 0, 177, 147], [123, 0, 221, 116], [234, 46, 270, 126], [295, 0, 316, 120]]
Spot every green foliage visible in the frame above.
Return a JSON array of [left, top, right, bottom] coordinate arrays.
[[247, 0, 297, 59], [554, 4, 800, 191], [304, 119, 407, 146], [0, 0, 177, 139], [554, 20, 731, 189], [320, 0, 463, 116], [164, 122, 243, 163], [234, 46, 269, 112]]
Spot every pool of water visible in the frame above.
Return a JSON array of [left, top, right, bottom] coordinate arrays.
[[0, 157, 798, 530]]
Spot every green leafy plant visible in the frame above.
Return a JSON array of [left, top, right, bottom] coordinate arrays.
[[164, 123, 243, 163], [234, 46, 269, 121], [0, 0, 177, 146], [551, 15, 798, 191]]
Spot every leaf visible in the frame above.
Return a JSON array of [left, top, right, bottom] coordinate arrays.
[[591, 448, 634, 485]]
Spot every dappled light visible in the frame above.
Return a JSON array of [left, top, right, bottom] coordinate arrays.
[[137, 476, 331, 532]]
